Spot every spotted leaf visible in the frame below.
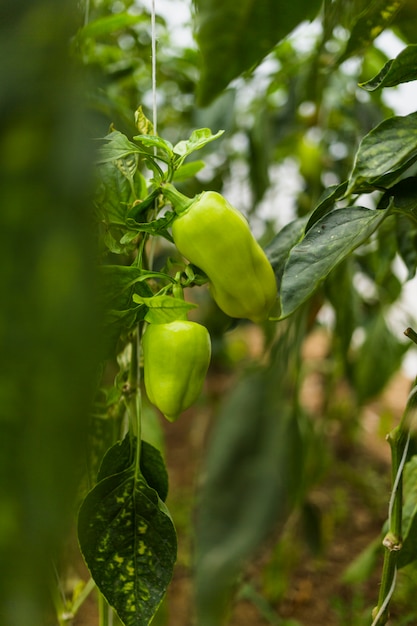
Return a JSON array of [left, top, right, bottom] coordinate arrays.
[[78, 468, 177, 625]]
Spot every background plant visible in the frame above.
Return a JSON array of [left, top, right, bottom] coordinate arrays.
[[2, 1, 417, 625]]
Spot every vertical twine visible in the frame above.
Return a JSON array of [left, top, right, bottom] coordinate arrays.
[[151, 0, 157, 136]]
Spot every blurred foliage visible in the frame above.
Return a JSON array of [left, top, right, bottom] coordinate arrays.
[[0, 1, 100, 625]]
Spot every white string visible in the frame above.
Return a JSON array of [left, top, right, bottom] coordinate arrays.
[[151, 0, 157, 136], [388, 430, 411, 525], [370, 567, 397, 626], [387, 384, 417, 524], [84, 0, 90, 26]]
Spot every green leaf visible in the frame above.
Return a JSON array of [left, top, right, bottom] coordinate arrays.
[[173, 128, 224, 161], [132, 295, 197, 323], [395, 215, 417, 280], [194, 0, 322, 105], [140, 441, 169, 503], [78, 469, 177, 626], [134, 106, 154, 136], [360, 44, 417, 91], [341, 537, 382, 584], [338, 0, 407, 64], [353, 312, 408, 403], [264, 216, 308, 285], [347, 112, 417, 194], [97, 435, 135, 481], [133, 134, 174, 158], [95, 139, 147, 235], [305, 181, 348, 233], [173, 160, 206, 181], [377, 178, 417, 278], [379, 176, 417, 221], [325, 259, 358, 361], [194, 320, 306, 625], [77, 13, 145, 40], [98, 436, 169, 503], [99, 266, 153, 358], [100, 265, 154, 312], [126, 189, 161, 220], [279, 207, 389, 318], [126, 211, 176, 241], [97, 131, 143, 164]]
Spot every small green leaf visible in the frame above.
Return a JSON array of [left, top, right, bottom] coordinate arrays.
[[347, 112, 417, 194], [126, 211, 176, 241], [279, 207, 389, 318], [132, 295, 197, 323], [360, 44, 417, 91], [133, 134, 174, 158], [173, 160, 206, 181], [97, 131, 143, 164], [78, 470, 177, 626], [341, 538, 382, 584], [100, 266, 153, 311], [134, 106, 154, 136], [173, 128, 224, 161]]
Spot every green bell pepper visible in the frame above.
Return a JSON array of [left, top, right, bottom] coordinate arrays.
[[164, 185, 277, 324], [142, 319, 211, 422]]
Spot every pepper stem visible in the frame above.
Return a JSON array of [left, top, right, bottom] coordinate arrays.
[[161, 182, 194, 214]]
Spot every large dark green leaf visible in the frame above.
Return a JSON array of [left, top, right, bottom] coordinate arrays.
[[78, 467, 177, 626], [193, 0, 322, 105], [264, 216, 308, 285], [194, 320, 306, 625], [347, 112, 417, 194], [325, 259, 358, 361], [279, 207, 389, 318], [338, 0, 407, 64], [360, 44, 417, 91], [396, 215, 417, 279], [353, 312, 408, 403]]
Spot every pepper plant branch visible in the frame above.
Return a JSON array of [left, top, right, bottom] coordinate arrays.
[[404, 327, 417, 346], [371, 382, 417, 625], [98, 592, 111, 626]]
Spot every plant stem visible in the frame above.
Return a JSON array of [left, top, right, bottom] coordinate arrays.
[[72, 578, 96, 616], [371, 382, 417, 625], [126, 331, 142, 476], [161, 182, 194, 214], [404, 327, 417, 346], [98, 592, 110, 626]]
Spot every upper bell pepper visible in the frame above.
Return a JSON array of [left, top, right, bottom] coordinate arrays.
[[142, 319, 211, 422], [163, 185, 277, 324]]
